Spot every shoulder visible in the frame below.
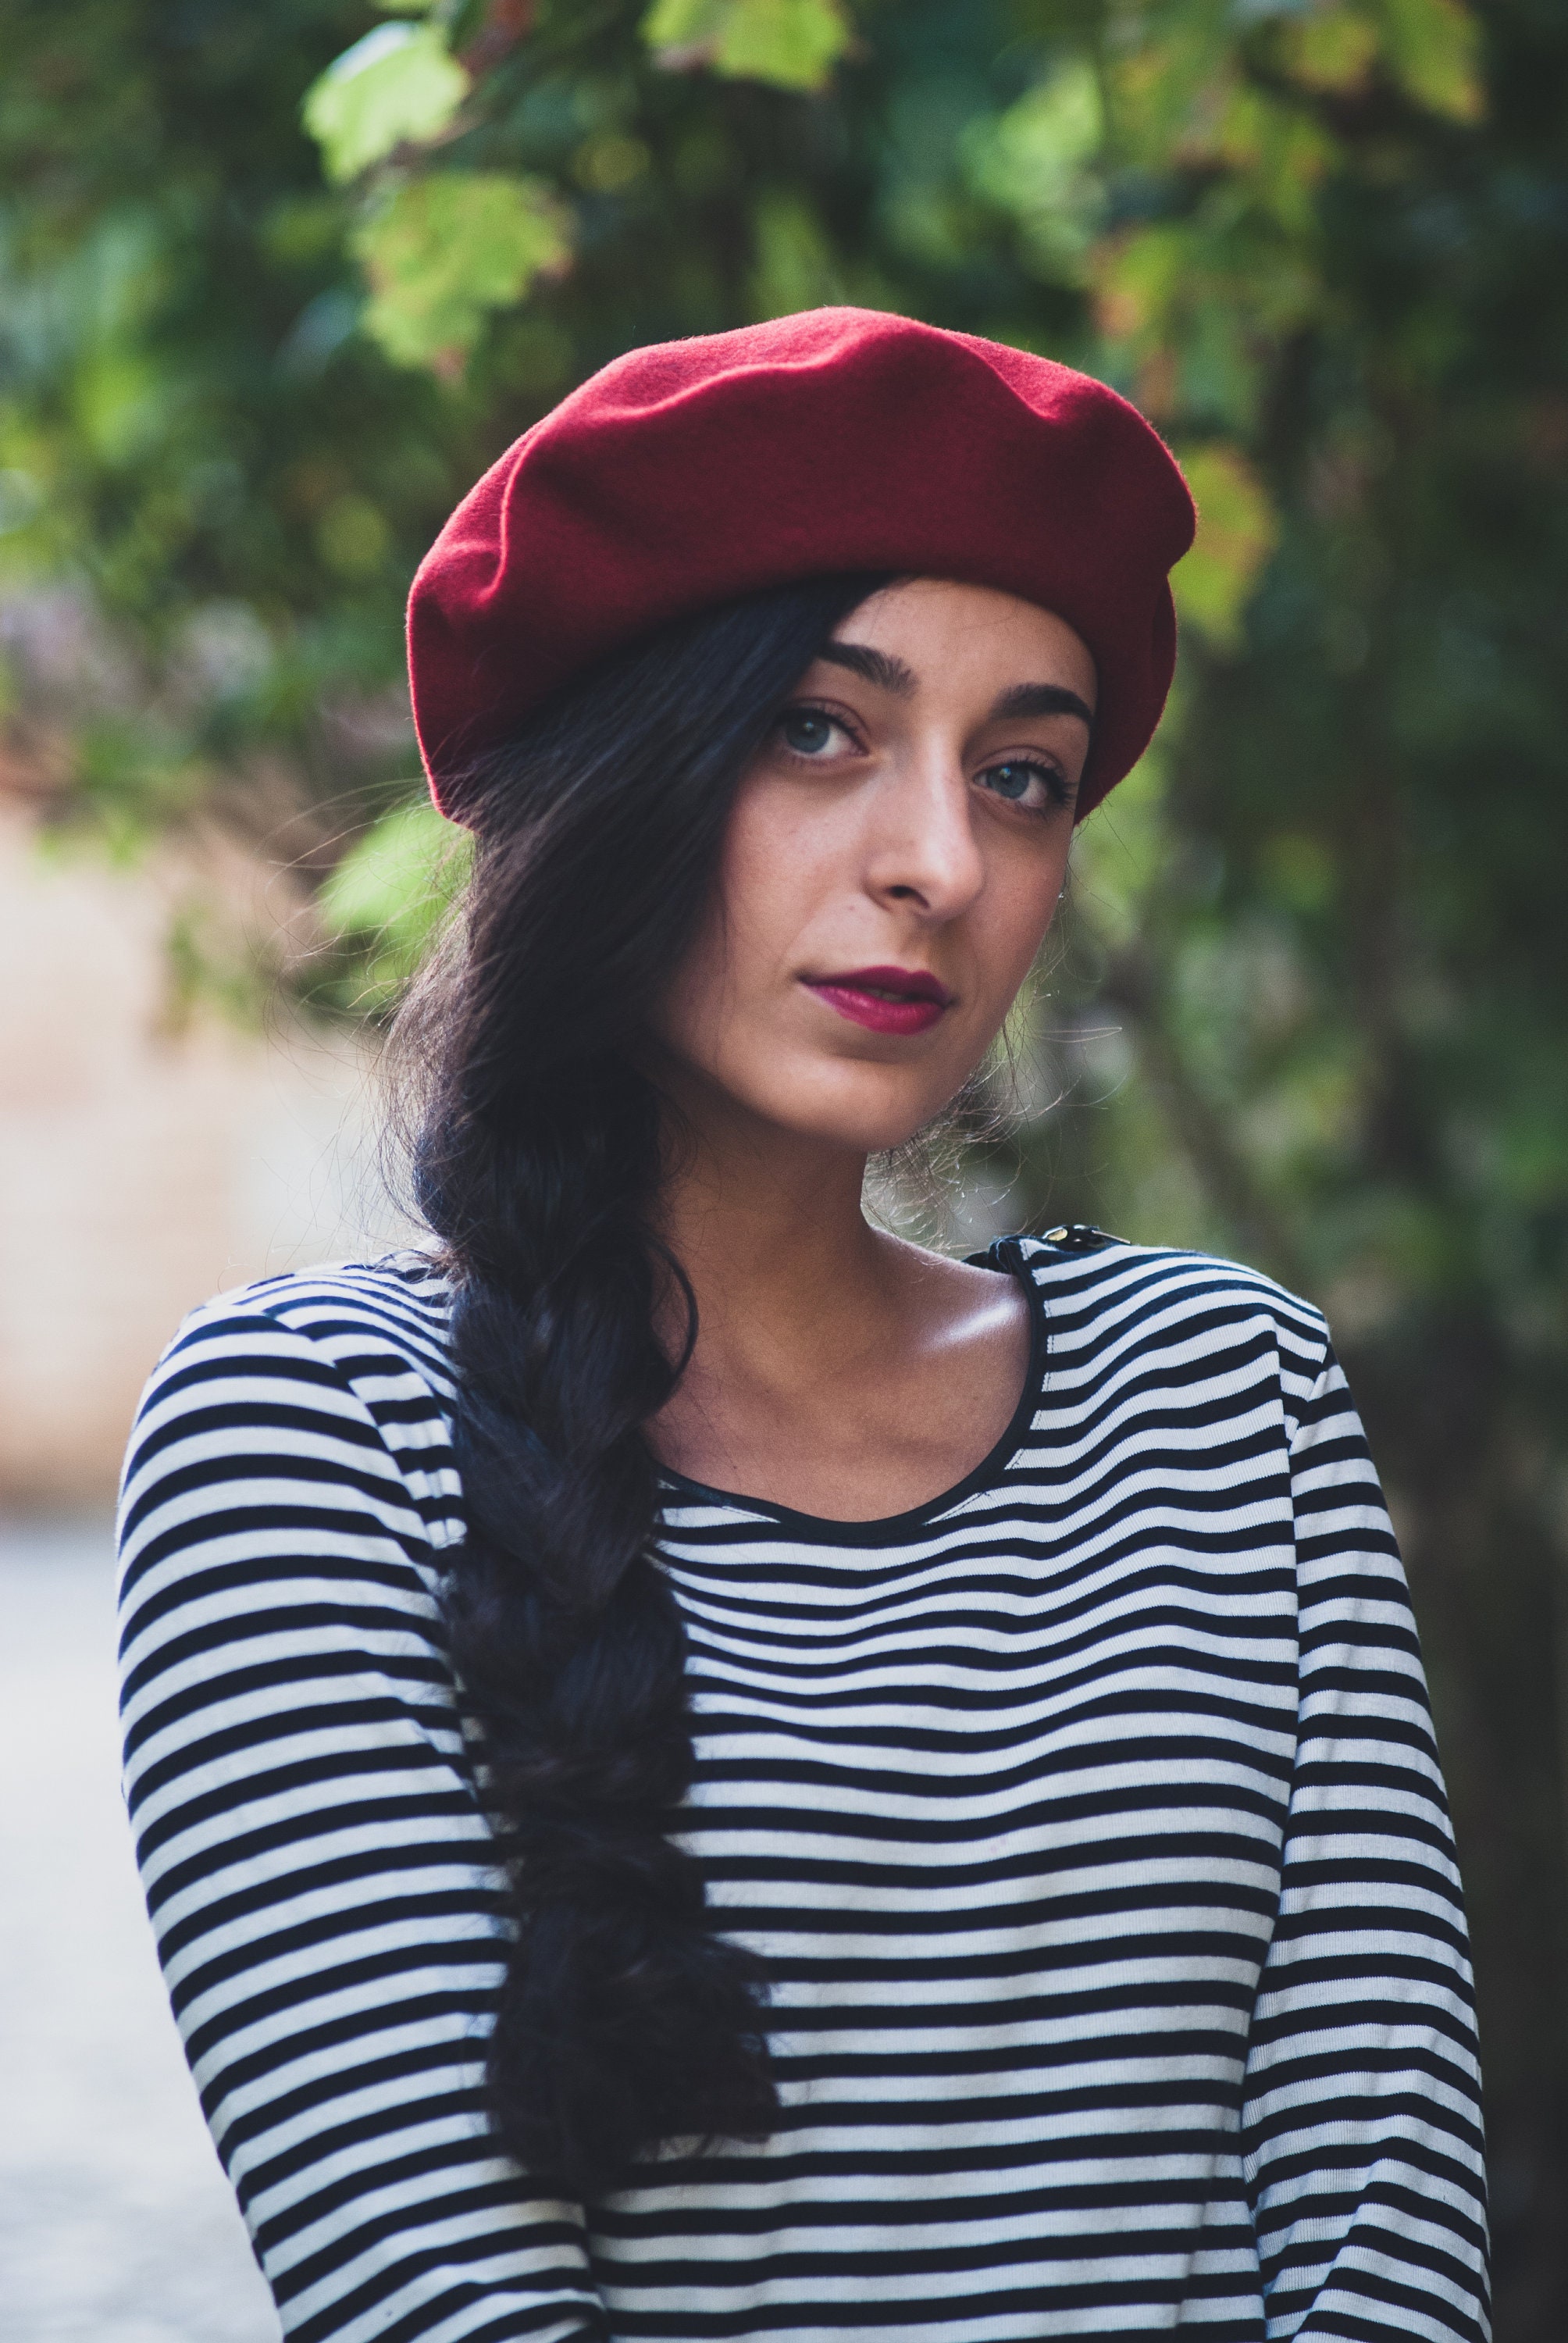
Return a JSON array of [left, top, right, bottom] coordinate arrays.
[[123, 1247, 461, 1556], [1005, 1229, 1331, 1418], [152, 1244, 454, 1402]]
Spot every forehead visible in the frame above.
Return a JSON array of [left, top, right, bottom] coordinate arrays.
[[826, 577, 1098, 705]]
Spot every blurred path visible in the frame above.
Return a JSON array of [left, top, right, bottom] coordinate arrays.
[[1, 1517, 278, 2341]]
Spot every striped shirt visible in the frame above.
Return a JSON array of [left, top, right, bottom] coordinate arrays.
[[116, 1234, 1488, 2343]]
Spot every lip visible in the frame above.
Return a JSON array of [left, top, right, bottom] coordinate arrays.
[[803, 964, 956, 1036]]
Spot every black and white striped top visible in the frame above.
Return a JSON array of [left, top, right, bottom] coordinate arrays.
[[117, 1236, 1488, 2343]]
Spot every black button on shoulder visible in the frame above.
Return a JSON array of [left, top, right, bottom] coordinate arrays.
[[964, 1227, 1124, 1271], [1040, 1224, 1123, 1252]]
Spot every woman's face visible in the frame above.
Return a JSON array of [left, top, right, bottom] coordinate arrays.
[[651, 576, 1097, 1157]]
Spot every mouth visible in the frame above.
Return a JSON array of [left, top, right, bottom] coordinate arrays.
[[802, 965, 956, 1036]]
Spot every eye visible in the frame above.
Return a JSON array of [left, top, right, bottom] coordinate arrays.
[[977, 757, 1071, 815], [777, 706, 848, 757]]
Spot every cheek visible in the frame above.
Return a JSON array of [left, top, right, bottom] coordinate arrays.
[[717, 782, 825, 968], [972, 844, 1071, 1007], [654, 781, 825, 1059]]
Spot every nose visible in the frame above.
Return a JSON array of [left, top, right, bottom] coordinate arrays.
[[861, 739, 986, 922]]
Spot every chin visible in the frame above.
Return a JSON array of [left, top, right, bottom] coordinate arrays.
[[747, 1057, 960, 1155], [804, 1111, 933, 1154]]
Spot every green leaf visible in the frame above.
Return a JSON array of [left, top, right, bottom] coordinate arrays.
[[964, 57, 1103, 280], [302, 22, 469, 186], [970, 57, 1103, 205], [1278, 6, 1380, 95], [643, 0, 853, 94], [1096, 221, 1188, 344], [352, 172, 573, 369], [1170, 444, 1280, 651], [318, 797, 472, 1010], [750, 190, 842, 313], [1371, 0, 1484, 122]]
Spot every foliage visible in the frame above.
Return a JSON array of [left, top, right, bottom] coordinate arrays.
[[315, 793, 469, 1008], [0, 0, 485, 865], [1166, 446, 1277, 651], [2, 0, 1566, 2325], [352, 169, 571, 367], [304, 20, 470, 184], [641, 0, 854, 91]]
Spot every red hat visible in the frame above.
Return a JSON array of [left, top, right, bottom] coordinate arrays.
[[408, 308, 1194, 822]]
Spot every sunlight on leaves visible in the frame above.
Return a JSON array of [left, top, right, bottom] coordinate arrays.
[[1277, 6, 1380, 95], [1171, 443, 1280, 650], [1198, 85, 1337, 234], [964, 58, 1104, 280], [975, 57, 1103, 198], [318, 797, 472, 1011], [352, 171, 572, 369], [303, 22, 469, 186], [1110, 31, 1225, 157], [643, 0, 853, 94], [1095, 221, 1186, 344], [1372, 0, 1485, 121]]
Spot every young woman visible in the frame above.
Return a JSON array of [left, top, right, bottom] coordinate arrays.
[[117, 311, 1488, 2343]]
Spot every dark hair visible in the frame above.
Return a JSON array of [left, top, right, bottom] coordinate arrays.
[[394, 573, 890, 2201]]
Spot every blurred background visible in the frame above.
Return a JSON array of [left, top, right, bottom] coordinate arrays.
[[1, 0, 1563, 2335]]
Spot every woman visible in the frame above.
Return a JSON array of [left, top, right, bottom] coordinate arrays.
[[117, 310, 1488, 2342]]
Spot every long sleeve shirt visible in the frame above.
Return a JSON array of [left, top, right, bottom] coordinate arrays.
[[116, 1234, 1489, 2342]]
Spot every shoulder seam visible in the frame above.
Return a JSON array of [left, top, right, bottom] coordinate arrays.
[[134, 1284, 458, 1551]]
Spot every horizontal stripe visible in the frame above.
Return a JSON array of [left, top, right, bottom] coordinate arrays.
[[117, 1239, 1488, 2342]]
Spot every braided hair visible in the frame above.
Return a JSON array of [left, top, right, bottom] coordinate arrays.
[[395, 574, 889, 2200]]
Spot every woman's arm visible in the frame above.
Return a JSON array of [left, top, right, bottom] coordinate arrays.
[[117, 1286, 606, 2343], [1242, 1341, 1489, 2341]]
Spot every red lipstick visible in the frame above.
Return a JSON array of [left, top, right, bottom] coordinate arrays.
[[804, 965, 955, 1036]]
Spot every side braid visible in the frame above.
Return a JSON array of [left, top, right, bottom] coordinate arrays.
[[395, 575, 889, 2199]]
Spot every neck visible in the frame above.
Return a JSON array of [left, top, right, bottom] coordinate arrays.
[[641, 1058, 1029, 1514], [651, 1075, 893, 1368], [661, 1097, 881, 1321]]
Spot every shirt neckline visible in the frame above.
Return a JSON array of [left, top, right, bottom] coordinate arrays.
[[654, 1236, 1048, 1542]]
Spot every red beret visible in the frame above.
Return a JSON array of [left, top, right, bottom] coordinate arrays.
[[408, 308, 1194, 822]]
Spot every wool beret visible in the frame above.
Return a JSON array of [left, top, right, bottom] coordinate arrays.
[[408, 307, 1195, 822]]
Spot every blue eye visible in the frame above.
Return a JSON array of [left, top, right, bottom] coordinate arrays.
[[979, 758, 1068, 811], [781, 709, 835, 754]]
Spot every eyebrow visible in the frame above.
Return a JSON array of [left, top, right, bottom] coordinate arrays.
[[818, 641, 916, 696], [990, 681, 1096, 730], [817, 643, 1095, 732]]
